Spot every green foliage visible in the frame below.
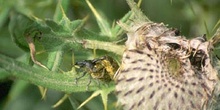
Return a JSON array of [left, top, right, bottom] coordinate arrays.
[[0, 0, 220, 110]]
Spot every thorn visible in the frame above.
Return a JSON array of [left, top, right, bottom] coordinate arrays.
[[52, 94, 69, 108], [77, 90, 101, 109]]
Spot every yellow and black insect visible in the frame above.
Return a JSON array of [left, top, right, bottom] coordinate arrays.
[[75, 56, 119, 82]]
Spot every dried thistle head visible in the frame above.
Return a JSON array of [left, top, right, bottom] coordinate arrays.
[[115, 22, 219, 110]]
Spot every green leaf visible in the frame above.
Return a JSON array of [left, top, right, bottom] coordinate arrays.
[[0, 69, 10, 80], [53, 0, 70, 22], [9, 11, 37, 51], [85, 0, 112, 37], [112, 11, 132, 38], [7, 80, 30, 102], [9, 10, 122, 56], [0, 6, 10, 29], [0, 53, 115, 93], [45, 19, 66, 33], [47, 48, 64, 71]]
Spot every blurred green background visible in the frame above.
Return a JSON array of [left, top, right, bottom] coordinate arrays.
[[0, 0, 220, 110]]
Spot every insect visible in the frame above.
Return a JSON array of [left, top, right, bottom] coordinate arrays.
[[75, 56, 119, 82], [115, 21, 219, 110]]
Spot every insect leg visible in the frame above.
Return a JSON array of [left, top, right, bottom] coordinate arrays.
[[75, 72, 87, 85], [86, 75, 92, 90]]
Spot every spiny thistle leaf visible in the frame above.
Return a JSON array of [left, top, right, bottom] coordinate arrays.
[[126, 0, 150, 23], [85, 0, 111, 37], [77, 86, 114, 110], [53, 0, 70, 22]]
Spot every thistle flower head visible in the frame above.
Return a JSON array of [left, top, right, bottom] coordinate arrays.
[[115, 22, 219, 110]]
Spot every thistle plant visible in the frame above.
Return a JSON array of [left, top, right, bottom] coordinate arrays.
[[0, 0, 220, 110]]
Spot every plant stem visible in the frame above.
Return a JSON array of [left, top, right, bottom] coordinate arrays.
[[0, 54, 102, 93], [81, 39, 125, 55]]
